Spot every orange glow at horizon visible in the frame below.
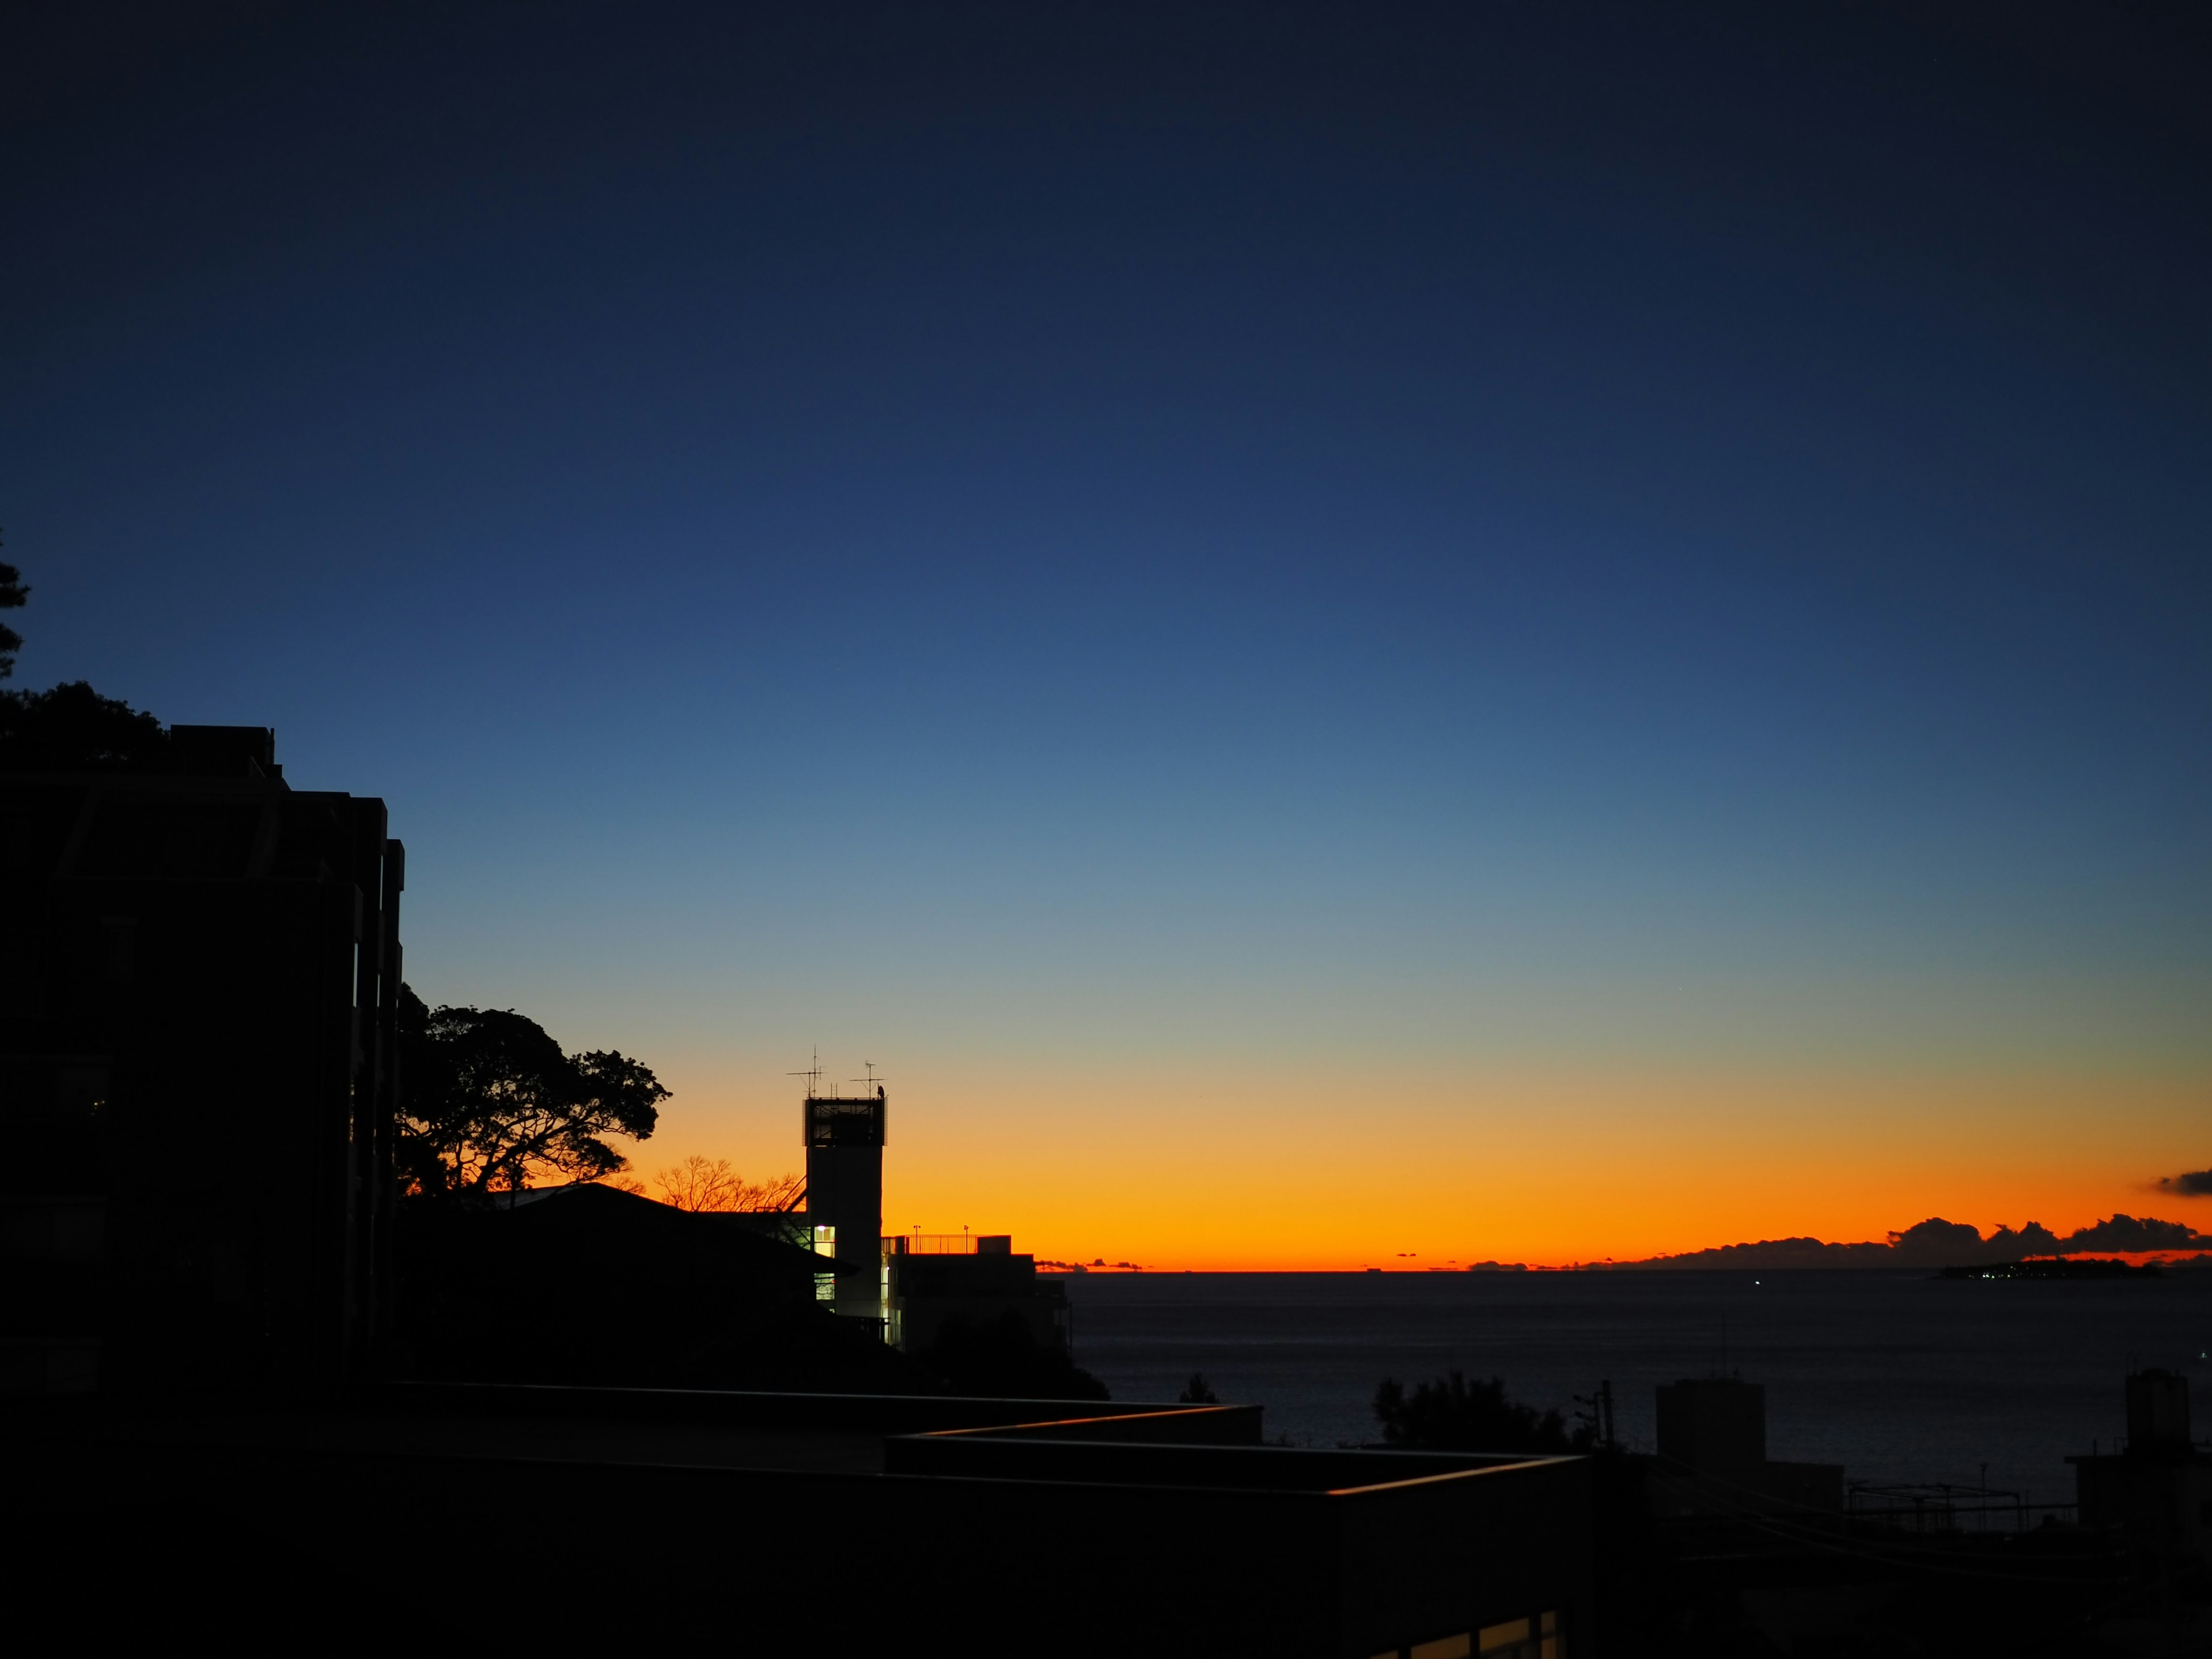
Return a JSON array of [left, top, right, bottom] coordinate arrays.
[[626, 1056, 2210, 1270]]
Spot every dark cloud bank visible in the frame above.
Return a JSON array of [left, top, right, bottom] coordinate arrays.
[[2156, 1169, 2212, 1198], [1609, 1214, 2212, 1271]]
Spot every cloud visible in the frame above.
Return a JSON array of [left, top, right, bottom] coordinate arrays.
[[2154, 1168, 2212, 1199], [1981, 1221, 2062, 1256], [1609, 1213, 2207, 1270], [1885, 1218, 1987, 1266], [2061, 1213, 2211, 1253]]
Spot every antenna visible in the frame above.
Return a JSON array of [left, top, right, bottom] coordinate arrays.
[[787, 1045, 823, 1099], [851, 1062, 885, 1092]]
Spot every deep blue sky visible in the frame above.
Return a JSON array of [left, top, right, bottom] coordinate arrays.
[[5, 3, 2206, 1255]]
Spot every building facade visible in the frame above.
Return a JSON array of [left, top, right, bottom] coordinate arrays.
[[887, 1233, 1072, 1357], [802, 1086, 887, 1324], [1, 726, 402, 1392]]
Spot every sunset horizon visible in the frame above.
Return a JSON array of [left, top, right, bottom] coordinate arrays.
[[11, 7, 2210, 1647]]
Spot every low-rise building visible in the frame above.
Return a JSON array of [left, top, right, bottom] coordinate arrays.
[[1645, 1375, 1844, 1517], [2070, 1368, 2212, 1566], [887, 1232, 1071, 1355], [15, 1380, 1595, 1654]]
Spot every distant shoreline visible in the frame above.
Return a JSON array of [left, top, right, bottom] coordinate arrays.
[[1041, 1256, 2211, 1277]]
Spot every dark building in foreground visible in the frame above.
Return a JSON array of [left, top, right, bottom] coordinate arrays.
[[14, 1382, 1593, 1654], [1, 743, 1601, 1650], [2070, 1369, 2212, 1567], [392, 1182, 915, 1391], [1, 728, 402, 1392], [888, 1231, 1072, 1355], [1646, 1376, 1843, 1517]]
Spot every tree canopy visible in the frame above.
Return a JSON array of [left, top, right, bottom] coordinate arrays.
[[1372, 1370, 1586, 1453], [0, 552, 172, 769], [397, 986, 667, 1197], [0, 680, 171, 769], [0, 543, 25, 678]]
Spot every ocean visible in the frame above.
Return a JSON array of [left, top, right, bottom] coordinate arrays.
[[1060, 1269, 2212, 1502]]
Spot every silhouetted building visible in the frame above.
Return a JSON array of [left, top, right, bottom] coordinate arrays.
[[2069, 1369, 2212, 1566], [1657, 1376, 1766, 1472], [1647, 1376, 1843, 1516], [888, 1232, 1073, 1355], [1, 726, 402, 1392], [17, 1381, 1594, 1653], [393, 1182, 897, 1389], [802, 1084, 887, 1325]]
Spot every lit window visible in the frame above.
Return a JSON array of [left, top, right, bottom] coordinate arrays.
[[1411, 1635, 1471, 1659]]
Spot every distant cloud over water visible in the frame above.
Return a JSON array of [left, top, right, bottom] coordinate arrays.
[[2156, 1169, 2212, 1199], [1603, 1213, 2209, 1270]]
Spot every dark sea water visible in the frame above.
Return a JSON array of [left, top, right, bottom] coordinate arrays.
[[1061, 1270, 2212, 1501]]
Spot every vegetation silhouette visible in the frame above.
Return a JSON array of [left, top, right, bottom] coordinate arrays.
[[396, 985, 666, 1196], [1179, 1371, 1219, 1404], [1372, 1369, 1588, 1453], [0, 554, 173, 770], [645, 1153, 804, 1213], [0, 541, 24, 674], [0, 680, 172, 769]]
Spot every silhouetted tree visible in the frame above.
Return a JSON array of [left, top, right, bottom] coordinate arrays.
[[653, 1154, 805, 1213], [740, 1169, 808, 1211], [0, 680, 172, 769], [1178, 1372, 1219, 1404], [1372, 1369, 1585, 1452], [0, 555, 172, 770], [0, 540, 24, 678], [397, 984, 667, 1196]]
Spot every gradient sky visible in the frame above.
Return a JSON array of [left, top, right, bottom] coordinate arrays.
[[6, 3, 2207, 1266]]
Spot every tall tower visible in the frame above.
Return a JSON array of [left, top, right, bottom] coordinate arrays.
[[804, 1084, 887, 1325]]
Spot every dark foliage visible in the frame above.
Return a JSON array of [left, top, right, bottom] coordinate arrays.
[[0, 680, 171, 770], [1372, 1369, 1587, 1452], [1178, 1371, 1219, 1404], [0, 554, 169, 768], [912, 1309, 1111, 1401], [396, 984, 666, 1195], [0, 547, 24, 677]]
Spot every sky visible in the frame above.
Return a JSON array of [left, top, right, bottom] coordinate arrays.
[[5, 2, 2208, 1267]]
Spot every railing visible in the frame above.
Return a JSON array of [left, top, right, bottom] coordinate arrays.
[[1845, 1483, 2077, 1533], [892, 1233, 978, 1255]]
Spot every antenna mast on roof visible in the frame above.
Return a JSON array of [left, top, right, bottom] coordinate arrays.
[[852, 1062, 885, 1094], [788, 1046, 823, 1100]]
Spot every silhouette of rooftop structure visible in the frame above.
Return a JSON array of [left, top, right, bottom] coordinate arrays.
[[1647, 1375, 1843, 1518], [2, 726, 402, 1392], [888, 1231, 1073, 1358], [17, 1380, 1593, 1652], [801, 1079, 887, 1326], [2069, 1369, 2212, 1568]]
